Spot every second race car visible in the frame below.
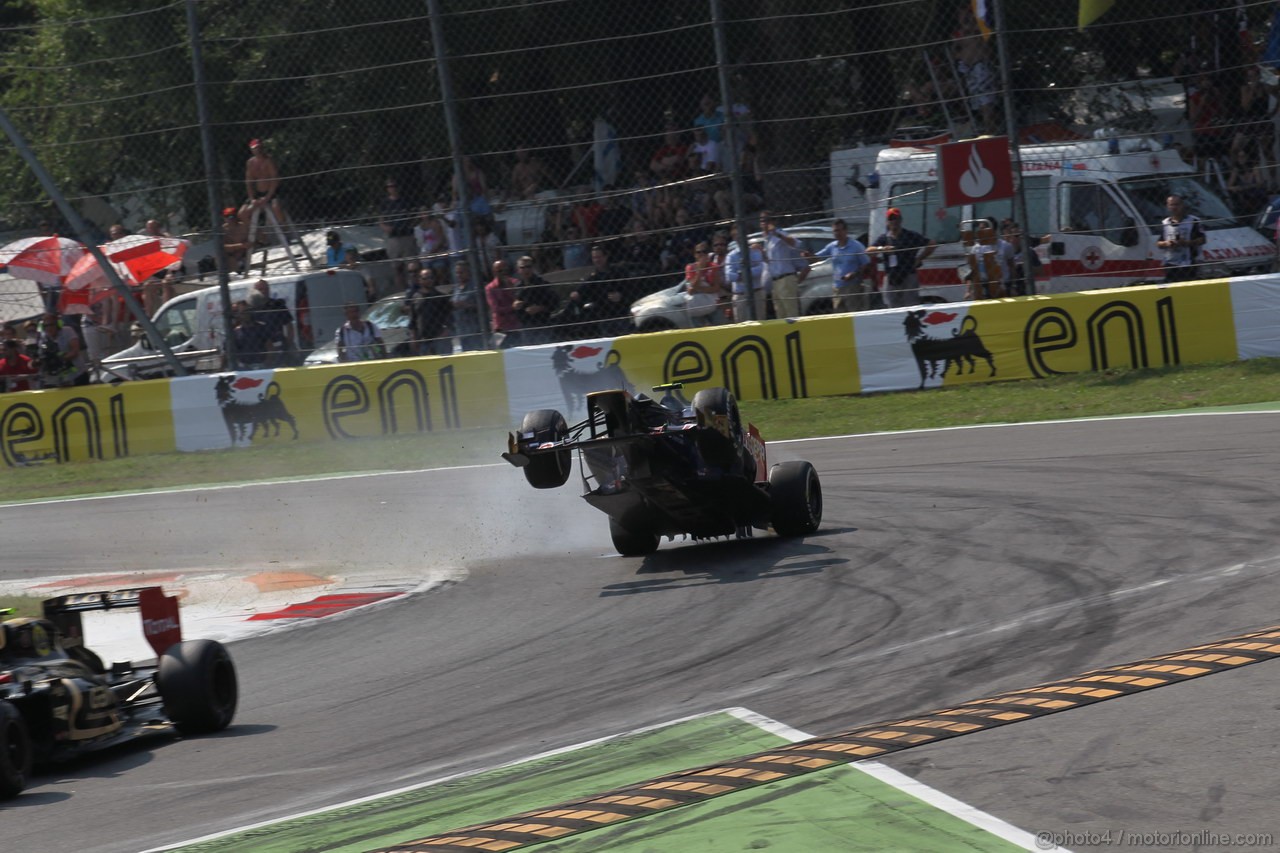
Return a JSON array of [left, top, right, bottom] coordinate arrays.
[[502, 384, 822, 555], [0, 586, 239, 799]]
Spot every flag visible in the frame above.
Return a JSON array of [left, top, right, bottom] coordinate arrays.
[[592, 116, 619, 192], [1264, 6, 1280, 67], [971, 0, 994, 40], [1078, 0, 1116, 30]]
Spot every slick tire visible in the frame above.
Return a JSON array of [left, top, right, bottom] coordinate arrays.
[[769, 461, 823, 537], [157, 639, 238, 735], [521, 409, 572, 489], [609, 518, 660, 557], [0, 700, 32, 800]]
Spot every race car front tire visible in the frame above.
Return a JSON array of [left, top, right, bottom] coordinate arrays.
[[769, 461, 823, 537], [609, 518, 660, 557], [521, 409, 572, 489], [0, 700, 32, 799], [157, 639, 239, 735], [692, 387, 749, 474]]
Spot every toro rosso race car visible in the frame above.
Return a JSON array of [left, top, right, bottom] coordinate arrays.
[[502, 384, 822, 555], [0, 586, 238, 799]]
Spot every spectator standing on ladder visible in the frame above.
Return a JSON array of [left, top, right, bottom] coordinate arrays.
[[242, 140, 289, 252]]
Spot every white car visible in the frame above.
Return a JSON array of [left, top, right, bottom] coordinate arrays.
[[304, 290, 413, 365], [631, 226, 839, 333]]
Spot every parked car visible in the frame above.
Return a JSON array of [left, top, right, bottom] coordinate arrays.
[[1255, 195, 1280, 236], [304, 290, 413, 365], [630, 225, 840, 333]]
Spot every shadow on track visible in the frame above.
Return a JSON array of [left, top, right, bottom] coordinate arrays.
[[600, 535, 851, 596], [14, 722, 278, 802]]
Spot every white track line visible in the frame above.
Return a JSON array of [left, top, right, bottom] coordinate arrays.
[[729, 707, 1048, 852], [140, 707, 742, 852], [147, 706, 1048, 852]]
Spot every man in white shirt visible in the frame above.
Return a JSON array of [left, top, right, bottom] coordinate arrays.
[[759, 211, 809, 319]]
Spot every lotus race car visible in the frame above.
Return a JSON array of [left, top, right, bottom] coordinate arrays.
[[502, 384, 822, 555], [0, 586, 238, 799]]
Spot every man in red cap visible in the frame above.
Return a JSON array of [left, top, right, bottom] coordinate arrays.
[[868, 207, 935, 309], [242, 138, 288, 242]]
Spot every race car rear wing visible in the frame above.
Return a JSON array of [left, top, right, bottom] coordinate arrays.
[[42, 586, 183, 657]]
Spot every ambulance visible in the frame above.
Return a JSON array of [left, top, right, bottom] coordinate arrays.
[[865, 137, 1276, 301]]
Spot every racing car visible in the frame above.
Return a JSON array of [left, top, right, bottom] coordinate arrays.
[[0, 586, 238, 799], [502, 384, 822, 555]]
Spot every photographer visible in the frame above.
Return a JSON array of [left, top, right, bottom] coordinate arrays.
[[37, 311, 89, 386], [0, 339, 36, 392]]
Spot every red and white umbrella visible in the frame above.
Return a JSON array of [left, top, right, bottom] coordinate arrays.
[[0, 235, 86, 285], [60, 252, 134, 314], [98, 234, 189, 283], [59, 235, 190, 315]]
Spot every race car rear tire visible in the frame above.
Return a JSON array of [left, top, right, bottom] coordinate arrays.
[[0, 700, 32, 800], [157, 639, 238, 735], [521, 409, 572, 489], [609, 518, 660, 557], [769, 461, 823, 537]]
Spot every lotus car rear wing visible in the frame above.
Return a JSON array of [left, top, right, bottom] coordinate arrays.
[[42, 586, 182, 657]]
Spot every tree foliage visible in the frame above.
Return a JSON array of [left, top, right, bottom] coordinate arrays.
[[0, 0, 1269, 232]]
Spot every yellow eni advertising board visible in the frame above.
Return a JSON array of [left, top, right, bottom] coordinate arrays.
[[167, 352, 510, 451], [0, 381, 175, 467], [500, 315, 858, 426], [854, 281, 1237, 393]]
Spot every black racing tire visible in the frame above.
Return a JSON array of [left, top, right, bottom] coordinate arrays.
[[609, 518, 660, 557], [692, 387, 744, 440], [693, 387, 751, 475], [157, 639, 238, 735], [0, 700, 32, 800], [638, 318, 678, 334], [803, 300, 834, 317], [521, 409, 572, 489], [769, 460, 823, 537]]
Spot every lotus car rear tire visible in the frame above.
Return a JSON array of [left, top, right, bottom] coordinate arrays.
[[0, 700, 32, 799], [521, 409, 572, 489], [769, 461, 823, 537], [157, 639, 238, 735]]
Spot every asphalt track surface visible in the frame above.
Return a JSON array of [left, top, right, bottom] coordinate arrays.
[[3, 413, 1280, 852]]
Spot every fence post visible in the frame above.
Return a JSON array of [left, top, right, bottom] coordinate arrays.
[[185, 0, 237, 367], [711, 0, 758, 320], [427, 0, 488, 347]]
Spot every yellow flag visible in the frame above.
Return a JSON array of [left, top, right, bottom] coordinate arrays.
[[1078, 0, 1116, 29]]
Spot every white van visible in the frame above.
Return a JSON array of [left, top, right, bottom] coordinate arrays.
[[868, 138, 1275, 301], [99, 269, 369, 381]]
